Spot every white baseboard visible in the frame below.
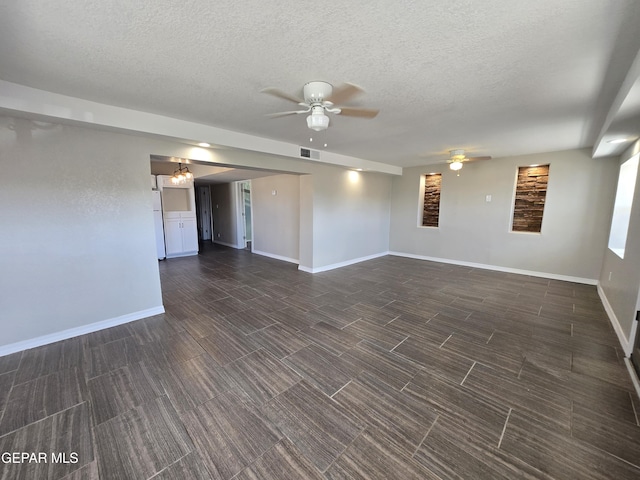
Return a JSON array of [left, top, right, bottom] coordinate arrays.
[[298, 251, 389, 274], [388, 251, 598, 285], [0, 306, 165, 357], [624, 358, 640, 400], [597, 283, 633, 356], [252, 249, 298, 264], [214, 240, 242, 249], [165, 251, 198, 258]]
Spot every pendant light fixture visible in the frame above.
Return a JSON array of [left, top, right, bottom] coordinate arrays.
[[171, 163, 193, 185]]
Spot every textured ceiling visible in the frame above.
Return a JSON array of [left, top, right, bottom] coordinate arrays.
[[1, 0, 640, 167]]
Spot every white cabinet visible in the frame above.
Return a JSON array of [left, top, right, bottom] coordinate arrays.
[[181, 217, 199, 252], [163, 218, 184, 256], [164, 214, 198, 257], [158, 177, 199, 258]]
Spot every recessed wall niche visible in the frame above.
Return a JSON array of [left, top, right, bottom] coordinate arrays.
[[512, 165, 549, 233], [162, 187, 191, 211], [421, 173, 442, 227]]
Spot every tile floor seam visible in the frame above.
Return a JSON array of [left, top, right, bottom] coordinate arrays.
[[629, 392, 640, 426], [486, 331, 495, 345], [438, 333, 453, 349], [517, 357, 526, 379], [0, 399, 87, 440], [383, 315, 400, 326], [339, 318, 362, 330], [319, 426, 367, 475], [412, 414, 439, 458], [460, 362, 477, 386], [390, 336, 410, 352], [146, 452, 193, 479], [497, 407, 512, 449], [0, 380, 15, 429], [330, 380, 352, 399]]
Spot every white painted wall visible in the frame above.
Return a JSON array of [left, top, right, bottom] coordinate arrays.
[[251, 174, 300, 263], [389, 149, 618, 282], [599, 140, 640, 352], [0, 117, 163, 350]]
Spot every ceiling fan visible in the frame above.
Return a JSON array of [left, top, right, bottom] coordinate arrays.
[[446, 149, 492, 173], [261, 81, 379, 131]]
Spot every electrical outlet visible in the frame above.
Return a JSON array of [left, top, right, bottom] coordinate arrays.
[[609, 272, 612, 281]]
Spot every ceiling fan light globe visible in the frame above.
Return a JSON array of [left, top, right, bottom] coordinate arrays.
[[450, 161, 463, 171], [307, 113, 329, 131]]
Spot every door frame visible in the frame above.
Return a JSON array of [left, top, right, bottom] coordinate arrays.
[[235, 180, 253, 250]]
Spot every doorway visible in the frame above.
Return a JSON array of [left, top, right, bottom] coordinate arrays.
[[239, 181, 252, 250], [196, 185, 213, 242]]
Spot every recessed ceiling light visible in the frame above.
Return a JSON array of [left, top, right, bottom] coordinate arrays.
[[324, 143, 327, 147], [607, 138, 630, 144], [197, 142, 211, 147], [310, 137, 313, 142]]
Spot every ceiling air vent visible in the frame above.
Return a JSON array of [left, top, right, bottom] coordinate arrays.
[[300, 147, 320, 160]]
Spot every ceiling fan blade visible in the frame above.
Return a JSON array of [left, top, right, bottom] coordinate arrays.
[[466, 156, 492, 162], [265, 110, 309, 118], [261, 87, 304, 104], [338, 107, 379, 118], [327, 83, 364, 105]]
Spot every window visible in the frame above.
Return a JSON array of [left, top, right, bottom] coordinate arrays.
[[511, 165, 549, 233], [421, 173, 442, 227], [608, 153, 639, 258]]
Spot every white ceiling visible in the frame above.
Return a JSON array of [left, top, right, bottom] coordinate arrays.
[[1, 0, 640, 169]]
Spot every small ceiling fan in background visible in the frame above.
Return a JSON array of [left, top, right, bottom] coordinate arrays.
[[261, 81, 379, 131], [446, 149, 492, 174]]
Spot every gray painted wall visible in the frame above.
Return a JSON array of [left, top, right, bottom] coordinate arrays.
[[251, 174, 300, 261], [299, 175, 314, 269], [599, 140, 640, 346], [389, 149, 618, 281], [309, 169, 392, 269], [210, 182, 239, 247], [238, 169, 392, 270], [0, 118, 163, 347]]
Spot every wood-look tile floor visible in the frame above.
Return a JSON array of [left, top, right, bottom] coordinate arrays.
[[2, 243, 640, 479]]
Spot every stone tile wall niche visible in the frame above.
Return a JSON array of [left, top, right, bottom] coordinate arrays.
[[512, 165, 549, 233], [422, 173, 442, 227]]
